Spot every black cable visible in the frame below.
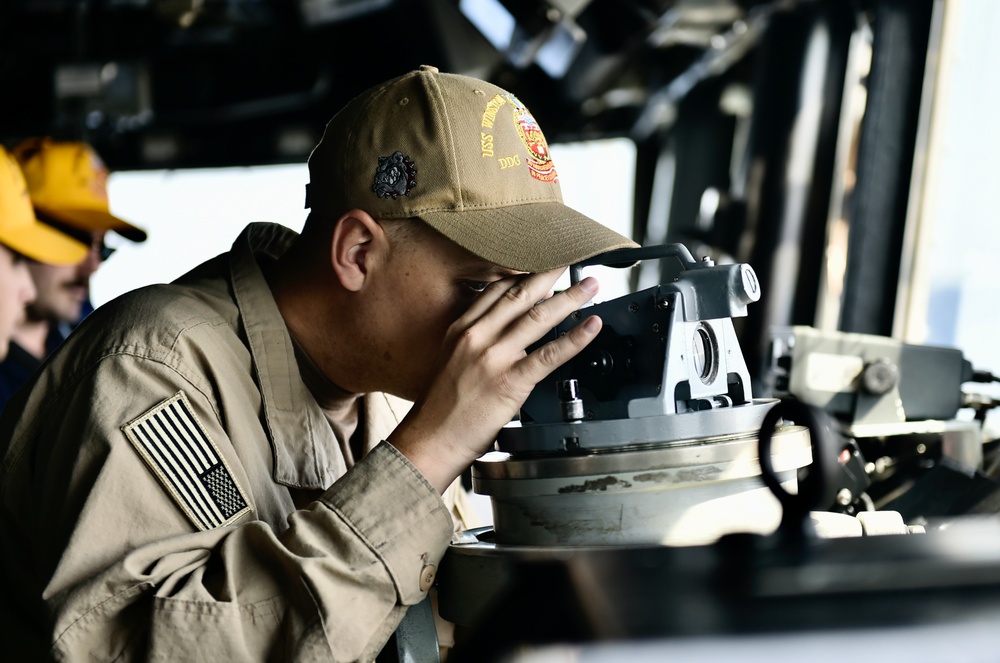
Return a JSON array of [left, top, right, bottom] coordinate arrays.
[[971, 369, 1000, 383]]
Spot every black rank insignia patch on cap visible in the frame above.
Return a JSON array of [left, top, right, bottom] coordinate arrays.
[[123, 391, 253, 531], [373, 151, 417, 199]]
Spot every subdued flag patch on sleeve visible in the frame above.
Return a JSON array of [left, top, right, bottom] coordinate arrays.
[[123, 391, 253, 531]]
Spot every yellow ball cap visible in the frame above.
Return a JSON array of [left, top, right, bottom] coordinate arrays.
[[306, 66, 637, 272], [13, 138, 147, 243], [0, 147, 89, 265]]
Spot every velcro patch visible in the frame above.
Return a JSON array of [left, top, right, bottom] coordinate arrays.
[[123, 391, 252, 531]]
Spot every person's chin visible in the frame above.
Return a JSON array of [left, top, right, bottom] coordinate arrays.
[[56, 301, 85, 324], [58, 291, 88, 318]]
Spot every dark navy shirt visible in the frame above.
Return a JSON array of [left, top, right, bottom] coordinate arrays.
[[0, 300, 92, 417], [0, 327, 64, 417]]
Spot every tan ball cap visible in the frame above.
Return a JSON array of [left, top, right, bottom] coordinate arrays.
[[306, 65, 638, 272], [0, 147, 89, 265]]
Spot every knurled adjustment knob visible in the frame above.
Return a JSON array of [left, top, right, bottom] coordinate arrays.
[[862, 357, 899, 395]]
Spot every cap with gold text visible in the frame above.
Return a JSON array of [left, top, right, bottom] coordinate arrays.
[[306, 65, 637, 272]]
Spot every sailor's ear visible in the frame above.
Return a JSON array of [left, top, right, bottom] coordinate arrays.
[[329, 209, 385, 292]]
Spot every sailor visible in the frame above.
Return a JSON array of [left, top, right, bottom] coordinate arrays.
[[0, 138, 148, 413], [0, 66, 637, 661], [0, 146, 88, 364]]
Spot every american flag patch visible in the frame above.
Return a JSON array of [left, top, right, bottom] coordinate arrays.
[[123, 391, 252, 531]]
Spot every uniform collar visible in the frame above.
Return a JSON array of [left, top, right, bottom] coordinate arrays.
[[228, 223, 411, 489]]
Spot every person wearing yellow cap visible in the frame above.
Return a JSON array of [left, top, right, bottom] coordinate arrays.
[[0, 138, 147, 412], [0, 147, 88, 365], [0, 67, 638, 660]]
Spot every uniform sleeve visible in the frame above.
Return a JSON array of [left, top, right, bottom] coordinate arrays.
[[0, 350, 454, 662]]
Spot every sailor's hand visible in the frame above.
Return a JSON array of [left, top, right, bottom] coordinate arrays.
[[389, 270, 601, 493]]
